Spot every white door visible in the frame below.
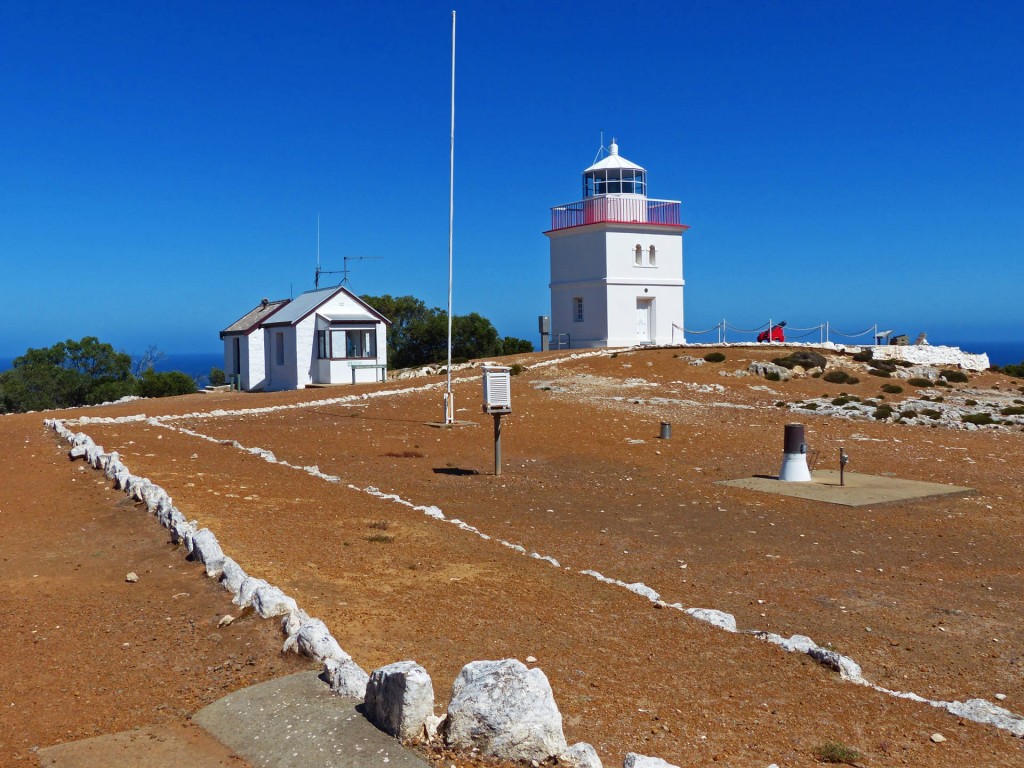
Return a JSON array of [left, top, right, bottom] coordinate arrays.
[[636, 299, 652, 342]]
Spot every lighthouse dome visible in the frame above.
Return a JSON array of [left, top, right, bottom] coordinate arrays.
[[582, 139, 647, 198]]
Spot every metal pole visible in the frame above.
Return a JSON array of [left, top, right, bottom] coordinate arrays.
[[493, 413, 502, 476], [444, 10, 456, 424], [825, 320, 829, 344]]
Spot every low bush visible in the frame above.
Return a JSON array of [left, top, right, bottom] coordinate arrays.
[[941, 369, 969, 383], [772, 350, 827, 370], [209, 367, 226, 386], [137, 370, 197, 398], [823, 370, 851, 384], [812, 741, 862, 765], [868, 359, 897, 372], [703, 351, 726, 363], [1000, 405, 1024, 416], [907, 377, 933, 387], [509, 363, 525, 376], [832, 396, 854, 406], [852, 349, 873, 362], [765, 370, 781, 381], [775, 401, 787, 407], [900, 409, 918, 419], [921, 408, 942, 419], [873, 404, 894, 420], [802, 402, 819, 409], [847, 376, 860, 384], [868, 368, 892, 378], [965, 399, 978, 406], [962, 412, 995, 425], [881, 383, 903, 394]]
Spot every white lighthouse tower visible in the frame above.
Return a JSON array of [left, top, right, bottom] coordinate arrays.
[[545, 140, 689, 348]]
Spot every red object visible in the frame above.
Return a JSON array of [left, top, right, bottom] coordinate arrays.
[[758, 323, 786, 343]]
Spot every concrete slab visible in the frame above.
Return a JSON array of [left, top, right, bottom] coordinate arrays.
[[38, 722, 250, 768], [718, 470, 974, 507], [193, 671, 429, 768]]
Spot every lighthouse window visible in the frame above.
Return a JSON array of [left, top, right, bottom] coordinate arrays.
[[573, 297, 584, 322], [634, 245, 642, 265], [648, 245, 656, 266]]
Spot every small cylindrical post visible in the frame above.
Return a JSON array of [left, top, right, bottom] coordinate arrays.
[[660, 422, 671, 439], [493, 413, 502, 476]]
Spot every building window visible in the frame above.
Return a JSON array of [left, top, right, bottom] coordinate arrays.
[[275, 332, 285, 366], [573, 297, 584, 322], [323, 327, 377, 359], [648, 245, 656, 266], [634, 244, 642, 265]]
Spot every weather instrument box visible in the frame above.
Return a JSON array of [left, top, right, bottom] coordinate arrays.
[[482, 365, 512, 414]]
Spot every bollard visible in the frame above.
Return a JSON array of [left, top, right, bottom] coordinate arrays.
[[659, 422, 671, 440]]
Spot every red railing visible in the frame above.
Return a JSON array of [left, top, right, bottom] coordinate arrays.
[[550, 196, 681, 231]]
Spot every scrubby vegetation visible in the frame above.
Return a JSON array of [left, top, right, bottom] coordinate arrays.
[[703, 351, 726, 363], [881, 383, 903, 394], [907, 377, 934, 387], [772, 350, 827, 370], [0, 336, 197, 413], [823, 370, 852, 384], [941, 369, 969, 383], [962, 412, 996, 425], [812, 741, 862, 765]]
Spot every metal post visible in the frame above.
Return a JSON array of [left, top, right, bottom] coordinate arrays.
[[840, 446, 848, 486], [825, 321, 829, 344], [493, 413, 502, 476]]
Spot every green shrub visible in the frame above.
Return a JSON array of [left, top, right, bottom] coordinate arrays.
[[881, 383, 903, 394], [934, 379, 951, 387], [900, 409, 918, 419], [509, 363, 525, 376], [1000, 405, 1024, 416], [962, 412, 995, 425], [873, 404, 894, 420], [772, 350, 827, 370], [775, 401, 787, 407], [802, 402, 819, 410], [812, 742, 862, 765], [823, 370, 851, 384], [868, 359, 897, 372], [703, 351, 726, 363], [847, 376, 860, 384], [765, 370, 781, 382], [921, 408, 942, 419], [832, 396, 853, 406], [137, 370, 197, 398], [868, 368, 892, 378], [941, 369, 969, 383], [209, 367, 226, 386], [907, 377, 933, 387], [852, 349, 873, 362], [964, 399, 978, 406]]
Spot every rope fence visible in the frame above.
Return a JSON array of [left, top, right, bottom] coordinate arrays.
[[677, 320, 882, 345]]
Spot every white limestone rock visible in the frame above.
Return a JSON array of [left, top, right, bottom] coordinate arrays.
[[747, 361, 791, 381], [365, 661, 436, 742], [623, 753, 679, 768], [189, 528, 226, 578], [560, 742, 603, 768], [282, 617, 347, 663], [251, 584, 297, 618], [941, 698, 1024, 738], [219, 557, 247, 596], [323, 657, 370, 699], [686, 608, 737, 633], [444, 659, 567, 761], [68, 445, 89, 459], [234, 576, 269, 608]]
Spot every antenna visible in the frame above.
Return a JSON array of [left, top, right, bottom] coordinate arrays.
[[593, 130, 606, 165]]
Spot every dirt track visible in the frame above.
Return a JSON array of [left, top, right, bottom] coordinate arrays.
[[3, 345, 1023, 767]]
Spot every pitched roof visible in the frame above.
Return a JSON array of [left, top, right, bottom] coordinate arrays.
[[583, 141, 645, 174], [220, 299, 289, 336], [262, 285, 392, 327]]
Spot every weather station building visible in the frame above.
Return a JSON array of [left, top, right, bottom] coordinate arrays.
[[545, 140, 689, 348]]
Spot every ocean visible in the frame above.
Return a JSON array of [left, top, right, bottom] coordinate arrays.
[[0, 351, 224, 380]]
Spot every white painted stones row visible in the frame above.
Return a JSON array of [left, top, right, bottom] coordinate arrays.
[[47, 418, 680, 766]]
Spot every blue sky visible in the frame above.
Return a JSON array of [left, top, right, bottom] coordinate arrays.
[[2, 1, 1022, 357]]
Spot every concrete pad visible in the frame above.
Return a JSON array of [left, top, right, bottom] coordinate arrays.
[[38, 722, 249, 768], [193, 671, 429, 768], [718, 470, 974, 507]]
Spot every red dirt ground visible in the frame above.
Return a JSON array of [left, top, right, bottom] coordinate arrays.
[[3, 345, 1023, 767]]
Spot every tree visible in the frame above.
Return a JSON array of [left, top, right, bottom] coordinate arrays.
[[361, 295, 531, 369], [132, 344, 167, 376], [0, 337, 135, 412], [500, 336, 534, 355]]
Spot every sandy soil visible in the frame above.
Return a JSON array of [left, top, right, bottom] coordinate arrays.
[[3, 344, 1023, 767]]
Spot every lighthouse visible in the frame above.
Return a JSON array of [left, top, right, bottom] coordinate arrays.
[[544, 140, 689, 349]]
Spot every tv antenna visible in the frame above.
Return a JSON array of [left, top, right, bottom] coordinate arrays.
[[315, 255, 383, 289], [313, 215, 383, 288]]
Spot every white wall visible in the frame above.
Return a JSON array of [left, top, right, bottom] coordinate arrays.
[[548, 223, 684, 349]]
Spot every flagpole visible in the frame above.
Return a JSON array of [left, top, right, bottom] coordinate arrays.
[[444, 9, 456, 424]]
